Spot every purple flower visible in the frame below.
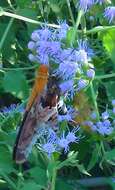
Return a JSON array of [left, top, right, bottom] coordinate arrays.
[[28, 54, 36, 62], [28, 41, 36, 50], [112, 99, 115, 107], [42, 142, 56, 156], [1, 104, 24, 114], [58, 60, 79, 80], [103, 119, 111, 128], [77, 79, 88, 90], [79, 0, 94, 12], [96, 120, 113, 135], [31, 30, 39, 41], [113, 107, 115, 114], [86, 69, 95, 79], [82, 120, 94, 127], [104, 6, 115, 23], [58, 133, 70, 152], [66, 127, 80, 143], [75, 49, 88, 64], [58, 21, 69, 39], [38, 27, 51, 41], [59, 80, 74, 93], [90, 111, 97, 120], [96, 0, 105, 4], [102, 111, 109, 120]]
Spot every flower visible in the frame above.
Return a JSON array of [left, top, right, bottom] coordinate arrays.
[[28, 54, 36, 62], [1, 104, 24, 114], [90, 111, 97, 120], [75, 49, 88, 64], [66, 127, 80, 143], [96, 0, 105, 4], [101, 111, 109, 120], [77, 79, 88, 90], [58, 133, 69, 152], [42, 142, 56, 156], [28, 41, 36, 50], [79, 0, 94, 12], [104, 6, 115, 23], [86, 69, 95, 79], [60, 80, 74, 93], [58, 21, 69, 39], [113, 107, 115, 114], [112, 99, 115, 106]]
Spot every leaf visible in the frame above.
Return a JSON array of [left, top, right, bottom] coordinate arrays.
[[56, 179, 74, 190], [0, 146, 14, 174], [101, 29, 115, 64], [28, 166, 47, 187], [2, 70, 29, 99], [76, 164, 91, 176], [21, 181, 41, 190], [87, 144, 101, 171], [104, 149, 115, 161], [105, 81, 115, 101]]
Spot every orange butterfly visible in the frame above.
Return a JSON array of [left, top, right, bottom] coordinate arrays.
[[13, 64, 61, 164]]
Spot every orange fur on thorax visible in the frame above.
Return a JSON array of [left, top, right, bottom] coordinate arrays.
[[26, 65, 49, 111]]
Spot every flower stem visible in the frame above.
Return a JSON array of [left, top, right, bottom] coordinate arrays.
[[90, 82, 100, 120], [0, 17, 14, 50], [95, 72, 115, 80], [2, 10, 60, 28], [76, 10, 83, 29], [51, 168, 57, 190], [66, 0, 75, 25]]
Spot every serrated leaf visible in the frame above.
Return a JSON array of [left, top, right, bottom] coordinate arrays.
[[2, 70, 29, 99]]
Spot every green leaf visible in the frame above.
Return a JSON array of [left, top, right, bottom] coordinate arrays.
[[2, 70, 29, 99], [21, 181, 41, 190], [87, 144, 101, 171], [105, 81, 115, 101], [104, 149, 115, 161], [29, 166, 47, 187], [101, 29, 115, 64], [0, 146, 14, 174], [56, 179, 74, 190]]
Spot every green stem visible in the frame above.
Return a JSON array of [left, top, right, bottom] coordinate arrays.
[[66, 0, 75, 25], [95, 72, 115, 80], [2, 11, 60, 28], [0, 18, 14, 50], [90, 82, 100, 120], [86, 25, 115, 34], [71, 10, 83, 44], [76, 10, 83, 29], [51, 168, 57, 190], [0, 64, 38, 71]]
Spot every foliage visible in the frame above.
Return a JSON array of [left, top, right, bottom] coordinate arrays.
[[0, 0, 115, 190]]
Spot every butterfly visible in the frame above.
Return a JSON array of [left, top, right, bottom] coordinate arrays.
[[13, 64, 66, 164]]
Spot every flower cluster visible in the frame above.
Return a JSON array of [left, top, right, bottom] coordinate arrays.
[[36, 127, 81, 157], [0, 104, 24, 115], [28, 23, 95, 98], [76, 1, 115, 23], [81, 100, 115, 136]]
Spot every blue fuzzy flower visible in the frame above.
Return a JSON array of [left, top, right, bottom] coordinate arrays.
[[78, 0, 94, 12], [101, 111, 109, 120], [104, 6, 115, 23]]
